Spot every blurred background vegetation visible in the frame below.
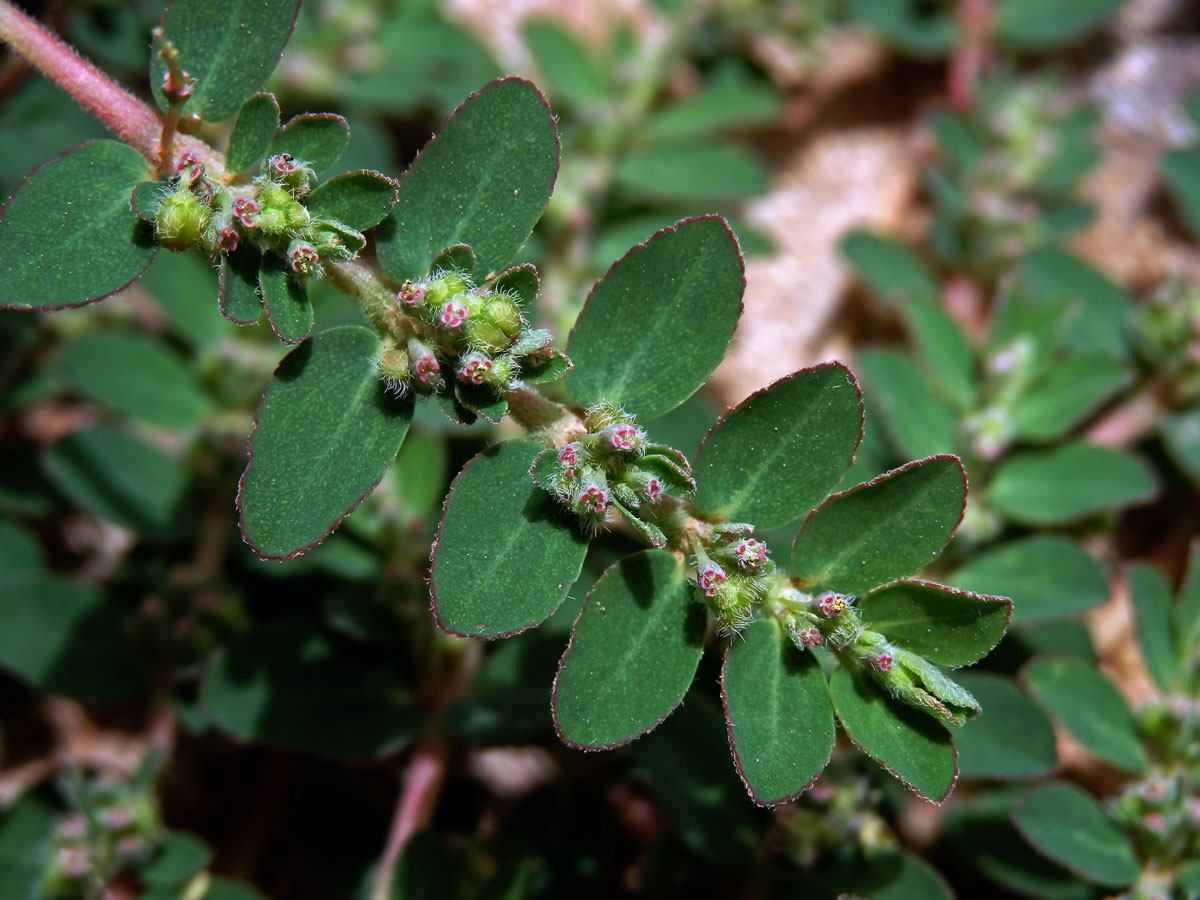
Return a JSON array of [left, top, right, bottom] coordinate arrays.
[[2, 0, 1200, 898]]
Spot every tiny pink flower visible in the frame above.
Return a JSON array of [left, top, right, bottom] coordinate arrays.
[[175, 152, 203, 184], [608, 424, 639, 451], [698, 562, 726, 597], [457, 356, 492, 385], [288, 243, 320, 274], [798, 627, 822, 649], [817, 592, 846, 617], [232, 196, 258, 227], [578, 485, 608, 514], [59, 847, 90, 878], [646, 476, 663, 502], [397, 281, 425, 306], [558, 445, 577, 467], [116, 835, 144, 857], [267, 152, 298, 177], [1142, 812, 1168, 836], [871, 652, 893, 673], [733, 538, 769, 569], [440, 301, 468, 329], [60, 814, 86, 840], [103, 806, 133, 829], [161, 68, 192, 100], [217, 225, 239, 253], [413, 354, 440, 384]]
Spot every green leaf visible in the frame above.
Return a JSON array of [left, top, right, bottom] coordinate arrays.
[[552, 549, 705, 748], [1011, 355, 1128, 440], [130, 180, 164, 220], [1163, 148, 1200, 242], [394, 430, 447, 518], [855, 349, 958, 459], [1025, 655, 1145, 771], [219, 246, 263, 325], [1014, 782, 1139, 886], [989, 443, 1155, 525], [829, 665, 956, 803], [492, 264, 538, 306], [260, 260, 312, 345], [1126, 563, 1177, 693], [791, 456, 966, 596], [906, 304, 976, 410], [43, 426, 186, 533], [857, 581, 1010, 667], [377, 78, 558, 282], [306, 170, 399, 232], [0, 517, 44, 578], [0, 573, 145, 703], [720, 618, 835, 805], [522, 21, 608, 106], [613, 498, 666, 548], [948, 535, 1107, 625], [0, 795, 57, 899], [0, 141, 155, 310], [1178, 540, 1200, 657], [151, 0, 300, 123], [806, 849, 955, 900], [269, 113, 350, 176], [841, 231, 938, 309], [226, 91, 280, 173], [1162, 405, 1200, 481], [205, 877, 271, 900], [847, 0, 958, 57], [61, 332, 207, 428], [1017, 247, 1131, 357], [238, 326, 413, 559], [952, 672, 1056, 779], [646, 72, 781, 141], [614, 142, 768, 202], [692, 364, 862, 529], [432, 440, 588, 638], [1178, 861, 1200, 894], [201, 620, 416, 757], [140, 832, 212, 885], [142, 250, 227, 346], [520, 347, 572, 385], [566, 216, 744, 421], [996, 0, 1124, 49]]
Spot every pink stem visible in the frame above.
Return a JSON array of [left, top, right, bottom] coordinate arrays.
[[0, 1, 225, 178], [370, 737, 447, 900]]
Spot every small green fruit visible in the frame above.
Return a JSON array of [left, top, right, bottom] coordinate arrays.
[[155, 188, 209, 251]]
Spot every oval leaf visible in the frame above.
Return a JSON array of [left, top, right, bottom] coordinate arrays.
[[219, 246, 263, 325], [613, 142, 768, 202], [720, 618, 835, 805], [260, 260, 312, 345], [791, 456, 966, 596], [947, 535, 1107, 625], [61, 332, 207, 428], [226, 92, 281, 173], [830, 665, 957, 803], [306, 170, 399, 232], [151, 0, 300, 123], [238, 326, 413, 559], [377, 78, 559, 282], [854, 349, 958, 459], [1011, 354, 1128, 441], [1126, 563, 1177, 693], [989, 442, 1156, 525], [1014, 782, 1139, 886], [566, 216, 744, 421], [692, 363, 863, 529], [553, 549, 705, 748], [0, 141, 155, 310], [952, 672, 1056, 779], [856, 581, 1010, 667], [201, 620, 416, 757], [270, 113, 350, 174], [43, 426, 186, 533], [432, 440, 589, 638], [1022, 655, 1145, 772], [840, 230, 938, 309]]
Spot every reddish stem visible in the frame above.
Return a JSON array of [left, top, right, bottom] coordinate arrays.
[[0, 1, 224, 177], [948, 0, 992, 113], [371, 736, 447, 900]]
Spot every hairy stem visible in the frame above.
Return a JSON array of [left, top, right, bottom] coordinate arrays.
[[370, 736, 448, 900], [0, 0, 225, 178]]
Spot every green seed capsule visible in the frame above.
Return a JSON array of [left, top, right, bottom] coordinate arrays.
[[155, 188, 209, 251]]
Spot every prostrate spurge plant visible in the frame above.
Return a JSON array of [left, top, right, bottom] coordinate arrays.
[[0, 0, 1011, 807]]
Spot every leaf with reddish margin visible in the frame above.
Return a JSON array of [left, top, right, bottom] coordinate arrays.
[[0, 141, 156, 310], [270, 113, 350, 174], [259, 259, 312, 345], [792, 455, 967, 596], [227, 92, 281, 173], [553, 550, 705, 748], [855, 580, 1011, 667], [692, 363, 863, 529], [238, 326, 412, 559], [566, 215, 745, 421], [519, 348, 573, 385], [430, 243, 475, 275], [830, 665, 957, 804], [377, 78, 560, 282], [306, 170, 400, 232], [219, 246, 263, 325], [454, 381, 506, 424], [490, 263, 538, 305], [721, 618, 834, 805], [432, 440, 588, 639]]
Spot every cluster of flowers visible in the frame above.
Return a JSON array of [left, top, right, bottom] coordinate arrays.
[[154, 151, 363, 278], [40, 778, 161, 898], [375, 268, 544, 397], [693, 524, 778, 633], [542, 402, 693, 532]]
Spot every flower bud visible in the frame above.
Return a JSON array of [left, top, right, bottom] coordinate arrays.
[[465, 292, 522, 351], [584, 400, 631, 432], [375, 345, 410, 394], [425, 271, 470, 308], [156, 187, 209, 251], [407, 339, 442, 391]]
